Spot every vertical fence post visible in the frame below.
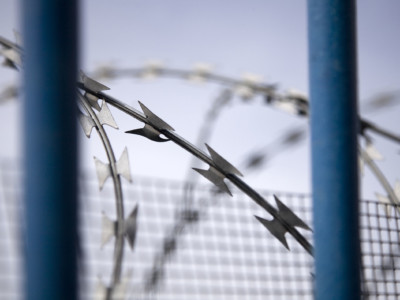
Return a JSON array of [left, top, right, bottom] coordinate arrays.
[[307, 1, 361, 299], [22, 1, 78, 299]]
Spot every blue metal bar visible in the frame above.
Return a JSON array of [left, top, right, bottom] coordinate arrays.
[[22, 1, 78, 299], [307, 1, 361, 299]]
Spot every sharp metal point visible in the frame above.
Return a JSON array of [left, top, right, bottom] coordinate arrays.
[[94, 148, 132, 189], [138, 101, 175, 131], [94, 157, 111, 190], [274, 101, 298, 115], [141, 60, 164, 79], [0, 85, 17, 103], [245, 153, 266, 170], [80, 70, 110, 92], [126, 124, 170, 142], [193, 166, 232, 196], [255, 195, 311, 251], [93, 279, 108, 300], [205, 144, 243, 176], [274, 195, 311, 231], [2, 58, 17, 70], [1, 48, 21, 64], [93, 275, 129, 300], [112, 271, 131, 300], [84, 92, 102, 111], [365, 141, 384, 161], [101, 205, 138, 250], [359, 156, 365, 177], [124, 205, 139, 250], [13, 30, 22, 46], [116, 147, 132, 182], [163, 237, 177, 257], [255, 215, 289, 250], [112, 284, 126, 300], [78, 112, 95, 138], [98, 100, 118, 129], [101, 212, 116, 247], [0, 48, 21, 69], [188, 63, 213, 83], [395, 180, 400, 200], [235, 84, 254, 100]]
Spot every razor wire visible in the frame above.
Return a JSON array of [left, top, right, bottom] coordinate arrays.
[[0, 33, 140, 296], [0, 34, 314, 299], [1, 33, 400, 298], [87, 63, 400, 207], [78, 89, 137, 292], [87, 62, 400, 290], [76, 78, 314, 255]]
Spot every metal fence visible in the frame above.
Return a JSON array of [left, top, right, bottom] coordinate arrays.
[[0, 163, 399, 299]]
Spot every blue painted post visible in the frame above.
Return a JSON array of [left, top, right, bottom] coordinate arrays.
[[22, 1, 78, 299], [307, 1, 361, 299]]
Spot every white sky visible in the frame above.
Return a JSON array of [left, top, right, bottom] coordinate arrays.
[[0, 1, 399, 199]]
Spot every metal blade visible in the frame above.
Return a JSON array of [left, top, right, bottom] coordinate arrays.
[[365, 141, 383, 161], [98, 101, 118, 129], [359, 156, 364, 177], [94, 157, 111, 190], [193, 166, 232, 196], [205, 144, 243, 176], [274, 195, 311, 231], [126, 124, 169, 142], [80, 70, 110, 92], [101, 212, 116, 247], [187, 62, 213, 82], [395, 180, 400, 200], [84, 92, 101, 111], [138, 101, 174, 131], [93, 279, 108, 300], [124, 205, 139, 250], [116, 147, 132, 182], [0, 48, 21, 67], [78, 113, 95, 138], [111, 271, 131, 300], [255, 215, 289, 250], [140, 60, 163, 79], [13, 30, 22, 46], [2, 58, 18, 70]]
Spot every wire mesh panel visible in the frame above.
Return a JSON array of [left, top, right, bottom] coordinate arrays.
[[360, 200, 400, 299], [79, 176, 314, 300], [1, 165, 400, 299], [0, 160, 23, 300]]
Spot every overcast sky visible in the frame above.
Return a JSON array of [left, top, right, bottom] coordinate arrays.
[[0, 1, 399, 198]]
